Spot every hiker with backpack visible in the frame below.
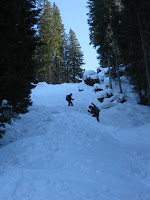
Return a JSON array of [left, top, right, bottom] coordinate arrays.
[[66, 93, 74, 106]]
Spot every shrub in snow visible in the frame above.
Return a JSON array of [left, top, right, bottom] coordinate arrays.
[[97, 68, 101, 73], [120, 98, 126, 103], [93, 84, 103, 92], [98, 94, 113, 103], [84, 78, 99, 86], [0, 99, 12, 125], [97, 89, 114, 103], [98, 97, 104, 103], [83, 70, 99, 86], [0, 100, 9, 138], [0, 124, 5, 138], [117, 94, 126, 103], [79, 89, 84, 92], [1, 108, 12, 124], [106, 93, 113, 98], [95, 88, 103, 92]]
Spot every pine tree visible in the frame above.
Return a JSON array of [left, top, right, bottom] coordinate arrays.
[[51, 3, 65, 84], [36, 1, 65, 84], [35, 0, 53, 83], [68, 29, 85, 83], [0, 0, 39, 113], [61, 33, 70, 83], [87, 0, 123, 92], [115, 0, 150, 104]]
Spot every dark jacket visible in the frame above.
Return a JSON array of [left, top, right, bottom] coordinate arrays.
[[88, 103, 100, 122]]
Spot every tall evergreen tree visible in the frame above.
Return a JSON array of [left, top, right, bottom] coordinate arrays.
[[51, 3, 65, 84], [61, 33, 70, 83], [120, 0, 150, 104], [36, 1, 65, 84], [68, 29, 85, 83], [87, 0, 123, 92], [35, 0, 53, 83], [0, 0, 39, 113]]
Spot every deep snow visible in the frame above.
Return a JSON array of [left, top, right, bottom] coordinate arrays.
[[0, 78, 150, 200]]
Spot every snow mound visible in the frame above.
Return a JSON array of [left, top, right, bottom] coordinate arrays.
[[83, 70, 98, 80]]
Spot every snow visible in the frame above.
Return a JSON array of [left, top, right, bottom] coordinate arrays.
[[83, 70, 98, 80], [0, 70, 150, 200], [97, 73, 104, 82], [1, 99, 8, 107]]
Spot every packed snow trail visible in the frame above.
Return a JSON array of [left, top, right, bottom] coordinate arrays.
[[0, 82, 150, 200]]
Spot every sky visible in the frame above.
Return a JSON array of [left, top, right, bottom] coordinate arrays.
[[51, 0, 99, 71]]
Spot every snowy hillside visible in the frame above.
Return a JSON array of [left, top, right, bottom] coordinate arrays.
[[0, 69, 150, 200]]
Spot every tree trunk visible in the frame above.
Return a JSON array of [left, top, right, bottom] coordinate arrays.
[[47, 67, 51, 83], [66, 66, 69, 83], [57, 59, 60, 84], [112, 34, 122, 93], [73, 65, 75, 83], [115, 55, 122, 93], [138, 12, 150, 104], [107, 57, 112, 89]]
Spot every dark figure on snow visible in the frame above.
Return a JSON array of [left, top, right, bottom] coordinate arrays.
[[66, 93, 74, 106], [88, 103, 100, 122]]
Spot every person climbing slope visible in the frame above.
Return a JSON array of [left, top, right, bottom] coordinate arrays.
[[66, 93, 74, 106], [88, 103, 100, 122]]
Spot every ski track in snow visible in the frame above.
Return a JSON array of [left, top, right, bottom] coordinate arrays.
[[0, 82, 150, 200]]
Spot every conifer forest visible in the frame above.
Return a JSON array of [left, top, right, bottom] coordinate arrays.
[[87, 0, 150, 105], [0, 0, 150, 133], [0, 0, 84, 122]]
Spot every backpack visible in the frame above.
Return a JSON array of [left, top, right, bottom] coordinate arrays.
[[66, 95, 69, 101]]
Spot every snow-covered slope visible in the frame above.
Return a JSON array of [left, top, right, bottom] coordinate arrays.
[[0, 78, 150, 200]]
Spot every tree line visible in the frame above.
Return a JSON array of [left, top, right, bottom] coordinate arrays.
[[87, 0, 150, 105], [0, 0, 84, 136], [35, 0, 84, 84]]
